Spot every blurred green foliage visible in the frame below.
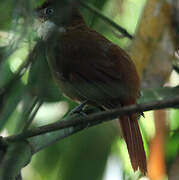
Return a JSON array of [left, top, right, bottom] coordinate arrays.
[[31, 123, 117, 180], [0, 0, 178, 180], [28, 40, 62, 102]]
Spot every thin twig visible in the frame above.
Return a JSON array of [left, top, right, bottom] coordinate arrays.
[[4, 96, 179, 142], [21, 97, 38, 130], [23, 98, 43, 131], [78, 0, 133, 39]]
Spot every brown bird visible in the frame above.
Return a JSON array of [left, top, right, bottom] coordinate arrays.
[[36, 0, 147, 173]]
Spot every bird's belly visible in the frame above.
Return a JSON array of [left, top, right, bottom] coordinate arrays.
[[55, 77, 86, 103], [53, 70, 137, 107]]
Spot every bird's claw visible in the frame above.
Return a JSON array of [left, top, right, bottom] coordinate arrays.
[[69, 100, 88, 116]]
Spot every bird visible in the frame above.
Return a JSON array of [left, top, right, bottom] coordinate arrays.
[[35, 0, 147, 173]]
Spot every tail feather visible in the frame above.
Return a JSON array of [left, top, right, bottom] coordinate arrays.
[[119, 114, 147, 173]]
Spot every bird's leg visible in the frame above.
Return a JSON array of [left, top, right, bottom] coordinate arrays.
[[69, 100, 88, 115]]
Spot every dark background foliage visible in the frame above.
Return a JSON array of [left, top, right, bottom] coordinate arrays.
[[0, 0, 178, 180]]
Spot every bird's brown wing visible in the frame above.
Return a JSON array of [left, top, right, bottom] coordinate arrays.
[[53, 30, 140, 106]]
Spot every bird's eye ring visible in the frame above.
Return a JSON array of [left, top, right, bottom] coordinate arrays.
[[44, 7, 54, 15]]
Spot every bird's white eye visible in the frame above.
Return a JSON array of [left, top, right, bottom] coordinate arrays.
[[44, 7, 54, 15]]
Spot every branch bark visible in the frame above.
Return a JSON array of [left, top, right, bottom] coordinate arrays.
[[0, 141, 32, 180], [4, 96, 179, 144]]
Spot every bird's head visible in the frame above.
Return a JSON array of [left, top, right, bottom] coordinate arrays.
[[35, 0, 85, 39]]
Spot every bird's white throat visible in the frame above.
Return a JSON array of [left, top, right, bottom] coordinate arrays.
[[37, 20, 66, 40]]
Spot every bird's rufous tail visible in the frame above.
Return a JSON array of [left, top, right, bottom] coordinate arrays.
[[119, 114, 147, 173]]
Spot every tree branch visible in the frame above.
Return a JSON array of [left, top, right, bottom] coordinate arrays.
[[78, 0, 133, 39], [0, 141, 32, 180], [4, 96, 179, 143]]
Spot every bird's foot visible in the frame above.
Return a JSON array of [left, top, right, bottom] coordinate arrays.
[[69, 100, 88, 116]]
